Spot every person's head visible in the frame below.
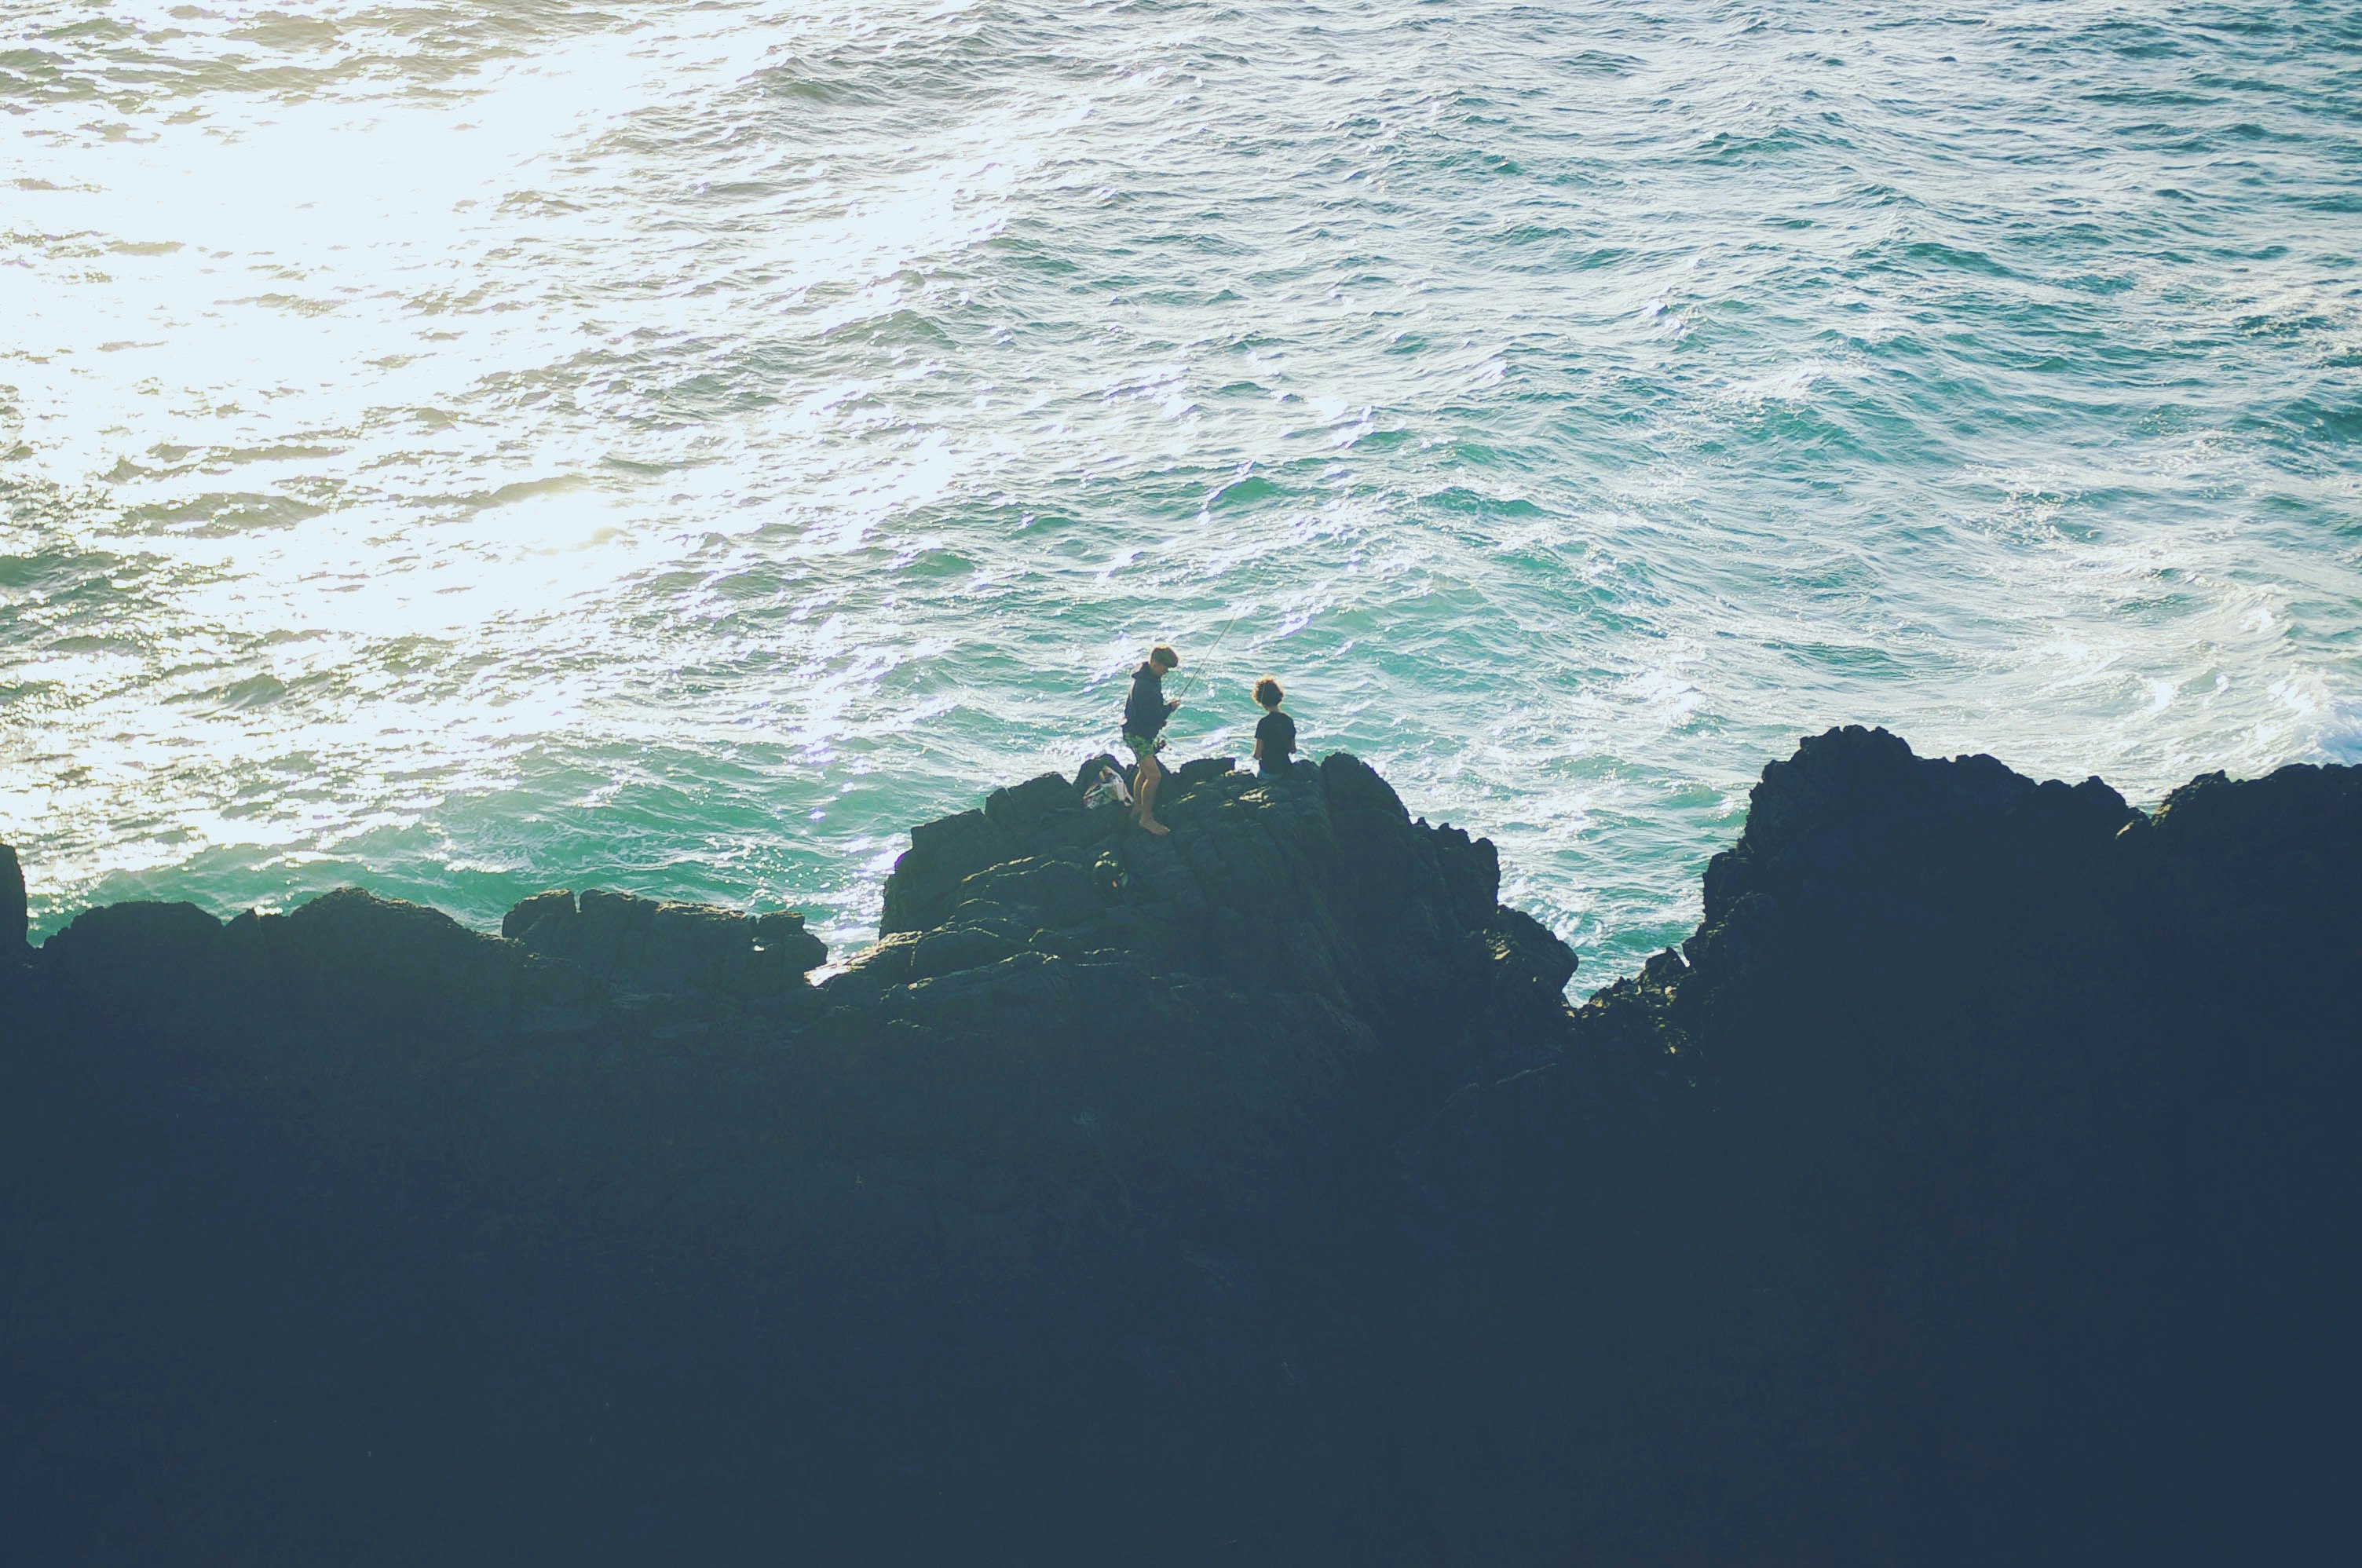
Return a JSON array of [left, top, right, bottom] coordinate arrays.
[[1149, 645, 1179, 673], [1252, 676, 1283, 711]]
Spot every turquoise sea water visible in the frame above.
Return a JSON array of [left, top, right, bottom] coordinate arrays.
[[4, 1, 2358, 982]]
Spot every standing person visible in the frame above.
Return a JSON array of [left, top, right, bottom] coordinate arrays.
[[1123, 644, 1182, 835], [1249, 676, 1296, 778]]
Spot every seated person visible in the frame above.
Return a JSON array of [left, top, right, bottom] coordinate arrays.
[[1250, 676, 1296, 777]]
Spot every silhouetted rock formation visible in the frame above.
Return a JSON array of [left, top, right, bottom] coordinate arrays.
[[503, 886, 828, 1003], [2, 729, 2357, 1564], [1392, 729, 2362, 1562], [1, 841, 24, 952]]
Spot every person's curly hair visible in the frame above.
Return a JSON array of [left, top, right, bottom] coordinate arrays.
[[1252, 677, 1283, 708]]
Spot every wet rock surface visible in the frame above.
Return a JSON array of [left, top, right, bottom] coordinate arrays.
[[2, 731, 2357, 1563]]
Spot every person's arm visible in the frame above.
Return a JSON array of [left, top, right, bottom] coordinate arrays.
[[1252, 733, 1263, 762]]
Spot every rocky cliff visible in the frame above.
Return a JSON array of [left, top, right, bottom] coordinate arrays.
[[2, 730, 2357, 1563]]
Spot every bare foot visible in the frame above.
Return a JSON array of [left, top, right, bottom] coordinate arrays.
[[1139, 817, 1171, 836]]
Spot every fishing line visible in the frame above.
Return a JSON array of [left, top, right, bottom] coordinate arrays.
[[1170, 596, 1251, 707], [1169, 551, 1357, 707]]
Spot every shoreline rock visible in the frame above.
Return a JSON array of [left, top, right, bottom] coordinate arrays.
[[2, 729, 2357, 1563]]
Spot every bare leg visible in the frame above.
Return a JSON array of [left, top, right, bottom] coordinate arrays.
[[1134, 754, 1170, 835]]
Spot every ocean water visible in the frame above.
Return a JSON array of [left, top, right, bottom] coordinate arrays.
[[3, 1, 2357, 983]]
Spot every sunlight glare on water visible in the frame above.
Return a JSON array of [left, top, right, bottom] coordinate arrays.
[[4, 0, 2359, 981]]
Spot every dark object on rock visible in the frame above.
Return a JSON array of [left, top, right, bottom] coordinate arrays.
[[3, 731, 2359, 1565]]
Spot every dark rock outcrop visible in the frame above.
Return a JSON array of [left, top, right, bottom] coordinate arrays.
[[501, 886, 827, 1001], [2, 731, 2357, 1564], [1, 840, 24, 952], [1391, 728, 2362, 1562], [35, 880, 826, 1044]]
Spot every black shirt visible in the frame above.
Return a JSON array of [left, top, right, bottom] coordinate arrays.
[[1255, 709, 1296, 773], [1124, 663, 1169, 740]]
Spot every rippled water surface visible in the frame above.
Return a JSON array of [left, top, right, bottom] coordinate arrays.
[[5, 0, 2359, 978]]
